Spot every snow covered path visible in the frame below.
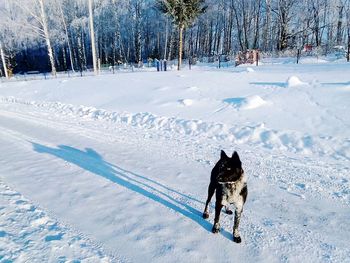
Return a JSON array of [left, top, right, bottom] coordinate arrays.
[[1, 99, 349, 262], [0, 181, 115, 262]]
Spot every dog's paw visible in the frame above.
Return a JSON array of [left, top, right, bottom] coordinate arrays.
[[212, 227, 220, 233], [233, 236, 242, 243], [212, 223, 220, 233], [202, 212, 209, 219], [225, 209, 233, 215]]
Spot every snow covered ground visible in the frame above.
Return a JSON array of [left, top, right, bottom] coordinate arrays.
[[0, 61, 349, 262]]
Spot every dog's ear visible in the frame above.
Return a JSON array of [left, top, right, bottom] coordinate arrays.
[[232, 151, 242, 166], [221, 150, 228, 160]]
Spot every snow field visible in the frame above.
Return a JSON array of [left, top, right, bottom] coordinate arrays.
[[0, 62, 349, 262], [0, 100, 349, 262]]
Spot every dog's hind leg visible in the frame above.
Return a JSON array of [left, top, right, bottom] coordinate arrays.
[[212, 201, 223, 233], [232, 206, 243, 243], [203, 182, 216, 219]]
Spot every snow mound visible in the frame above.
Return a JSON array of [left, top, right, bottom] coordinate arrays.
[[187, 86, 198, 91], [223, 96, 267, 110], [156, 86, 170, 91], [341, 85, 350, 91], [246, 67, 255, 72], [3, 96, 348, 160], [287, 76, 306, 87], [178, 99, 193, 106], [242, 95, 267, 109]]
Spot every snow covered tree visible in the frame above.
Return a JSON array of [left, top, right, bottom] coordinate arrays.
[[156, 0, 206, 70], [11, 0, 57, 75]]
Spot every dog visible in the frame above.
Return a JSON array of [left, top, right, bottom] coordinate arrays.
[[203, 150, 247, 243]]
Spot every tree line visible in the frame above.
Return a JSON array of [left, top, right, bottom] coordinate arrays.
[[0, 0, 350, 76]]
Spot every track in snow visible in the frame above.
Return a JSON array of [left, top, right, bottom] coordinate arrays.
[[0, 100, 349, 262]]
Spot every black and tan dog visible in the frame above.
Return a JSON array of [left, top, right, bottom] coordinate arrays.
[[203, 150, 247, 243]]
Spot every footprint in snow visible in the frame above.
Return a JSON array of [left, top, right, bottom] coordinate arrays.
[[45, 232, 64, 242], [0, 230, 7, 237]]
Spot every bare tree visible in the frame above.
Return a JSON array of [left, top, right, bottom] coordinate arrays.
[[11, 0, 57, 75], [273, 0, 296, 50], [58, 0, 75, 72], [38, 0, 56, 75], [337, 2, 345, 45]]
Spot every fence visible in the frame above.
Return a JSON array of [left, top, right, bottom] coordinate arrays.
[[0, 62, 166, 83]]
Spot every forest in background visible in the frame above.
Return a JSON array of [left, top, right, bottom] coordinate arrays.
[[0, 0, 350, 75]]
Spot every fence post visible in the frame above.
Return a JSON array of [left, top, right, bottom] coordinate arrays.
[[156, 59, 160, 71], [297, 48, 301, 64]]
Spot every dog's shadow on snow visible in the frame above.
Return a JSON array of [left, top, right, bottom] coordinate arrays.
[[31, 142, 233, 240]]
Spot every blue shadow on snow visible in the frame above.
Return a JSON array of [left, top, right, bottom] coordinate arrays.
[[31, 142, 233, 240], [250, 81, 286, 88]]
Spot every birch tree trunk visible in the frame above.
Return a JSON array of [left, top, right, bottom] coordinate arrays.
[[134, 1, 142, 66], [59, 3, 75, 72], [337, 5, 344, 45], [178, 25, 184, 70], [164, 18, 169, 60], [347, 28, 350, 62], [263, 0, 271, 51], [347, 2, 350, 62], [88, 0, 98, 74], [167, 28, 174, 61], [38, 0, 56, 76], [0, 42, 9, 79]]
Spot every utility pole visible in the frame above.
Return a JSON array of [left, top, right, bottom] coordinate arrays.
[[88, 0, 98, 74]]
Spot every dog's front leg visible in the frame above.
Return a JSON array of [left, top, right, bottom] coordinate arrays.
[[203, 181, 216, 219], [212, 201, 223, 233], [233, 206, 243, 243]]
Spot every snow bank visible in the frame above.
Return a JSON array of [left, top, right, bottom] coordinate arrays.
[[223, 95, 268, 110], [178, 99, 193, 106], [287, 76, 306, 87], [242, 95, 267, 109], [2, 96, 349, 160], [300, 57, 328, 64], [341, 85, 350, 91]]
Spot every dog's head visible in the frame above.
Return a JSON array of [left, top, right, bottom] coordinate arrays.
[[217, 150, 243, 183]]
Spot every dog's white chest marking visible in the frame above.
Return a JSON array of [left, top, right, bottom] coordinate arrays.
[[219, 174, 246, 208]]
